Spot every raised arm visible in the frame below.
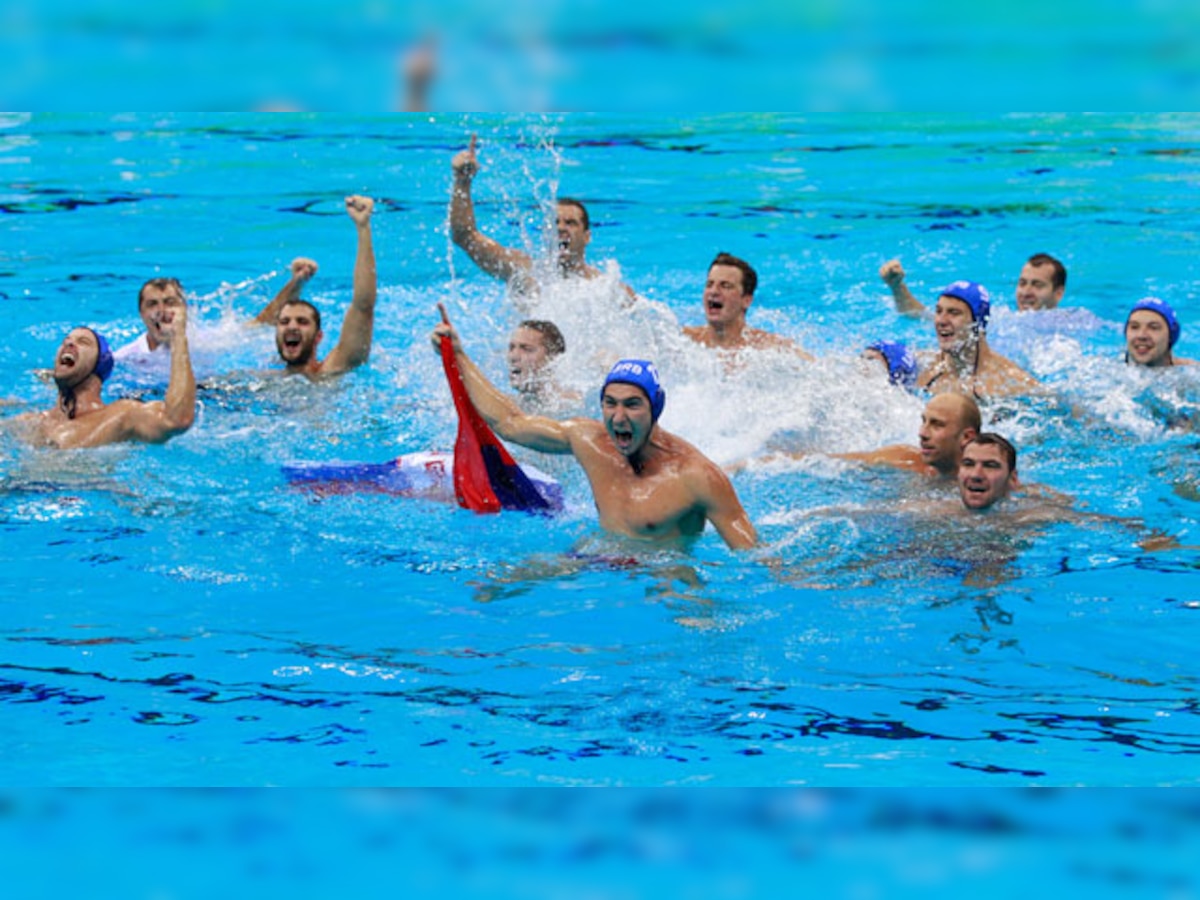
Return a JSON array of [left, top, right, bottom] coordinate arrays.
[[252, 257, 319, 325], [693, 462, 758, 550], [321, 196, 377, 376], [432, 305, 573, 454], [126, 298, 196, 442], [450, 134, 534, 284], [880, 259, 927, 317]]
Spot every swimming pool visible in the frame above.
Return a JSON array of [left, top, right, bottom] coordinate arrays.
[[2, 112, 1199, 786]]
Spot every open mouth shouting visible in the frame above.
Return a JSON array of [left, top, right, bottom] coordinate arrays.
[[610, 422, 636, 453], [280, 330, 305, 358]]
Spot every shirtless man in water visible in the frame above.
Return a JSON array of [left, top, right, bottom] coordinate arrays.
[[449, 134, 635, 304], [938, 435, 1162, 547], [1124, 297, 1195, 368], [431, 305, 757, 549], [740, 394, 980, 481], [683, 252, 813, 358], [904, 280, 1038, 399], [5, 304, 195, 449], [882, 253, 1069, 314], [837, 393, 981, 478], [253, 195, 377, 379]]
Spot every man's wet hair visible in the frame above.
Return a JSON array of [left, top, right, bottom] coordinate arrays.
[[710, 252, 758, 297], [556, 197, 589, 231], [965, 432, 1017, 473], [1026, 253, 1067, 291], [138, 277, 184, 310], [519, 319, 566, 357], [280, 299, 321, 332]]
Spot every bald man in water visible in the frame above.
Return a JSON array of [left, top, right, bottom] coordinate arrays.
[[748, 394, 981, 480], [837, 394, 982, 478]]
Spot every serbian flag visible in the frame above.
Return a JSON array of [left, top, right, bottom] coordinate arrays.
[[440, 335, 554, 514]]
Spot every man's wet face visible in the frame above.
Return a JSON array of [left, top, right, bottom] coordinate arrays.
[[275, 303, 321, 366], [958, 442, 1015, 510], [602, 383, 653, 457], [139, 284, 184, 348]]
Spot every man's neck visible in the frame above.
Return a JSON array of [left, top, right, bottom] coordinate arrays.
[[706, 318, 748, 349], [285, 357, 322, 377], [557, 256, 591, 278], [55, 382, 104, 420], [943, 335, 984, 370]]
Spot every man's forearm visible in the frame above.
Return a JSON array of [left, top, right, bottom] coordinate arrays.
[[164, 336, 196, 430], [352, 224, 377, 311]]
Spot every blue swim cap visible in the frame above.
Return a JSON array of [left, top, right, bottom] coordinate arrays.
[[86, 328, 114, 382], [867, 340, 918, 388], [601, 359, 666, 421], [1126, 297, 1180, 348], [939, 280, 990, 331]]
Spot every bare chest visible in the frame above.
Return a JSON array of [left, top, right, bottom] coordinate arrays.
[[587, 465, 705, 539]]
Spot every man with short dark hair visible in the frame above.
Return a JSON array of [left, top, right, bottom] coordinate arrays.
[[449, 134, 635, 303], [1017, 253, 1067, 311], [113, 276, 188, 362], [958, 433, 1020, 511], [252, 195, 377, 378], [507, 319, 580, 411], [683, 251, 813, 358]]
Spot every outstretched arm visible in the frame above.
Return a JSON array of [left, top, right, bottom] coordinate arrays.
[[880, 259, 927, 317], [432, 304, 573, 454], [127, 298, 197, 442], [252, 257, 319, 325], [450, 134, 534, 284], [321, 196, 377, 376]]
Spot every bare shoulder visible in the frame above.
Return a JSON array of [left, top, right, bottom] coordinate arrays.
[[747, 328, 795, 350], [988, 354, 1040, 390], [559, 416, 606, 448], [671, 434, 732, 483]]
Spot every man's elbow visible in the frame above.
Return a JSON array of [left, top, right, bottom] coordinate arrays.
[[169, 406, 196, 434], [450, 223, 473, 248]]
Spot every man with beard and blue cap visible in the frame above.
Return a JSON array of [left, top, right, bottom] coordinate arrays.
[[907, 280, 1039, 399], [430, 305, 757, 549], [4, 305, 195, 449]]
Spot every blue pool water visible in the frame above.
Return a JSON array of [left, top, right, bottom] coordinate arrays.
[[2, 112, 1199, 786]]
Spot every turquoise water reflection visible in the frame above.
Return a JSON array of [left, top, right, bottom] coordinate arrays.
[[1, 113, 1199, 786]]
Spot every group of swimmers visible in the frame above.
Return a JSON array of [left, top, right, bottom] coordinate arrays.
[[2, 134, 1193, 553]]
